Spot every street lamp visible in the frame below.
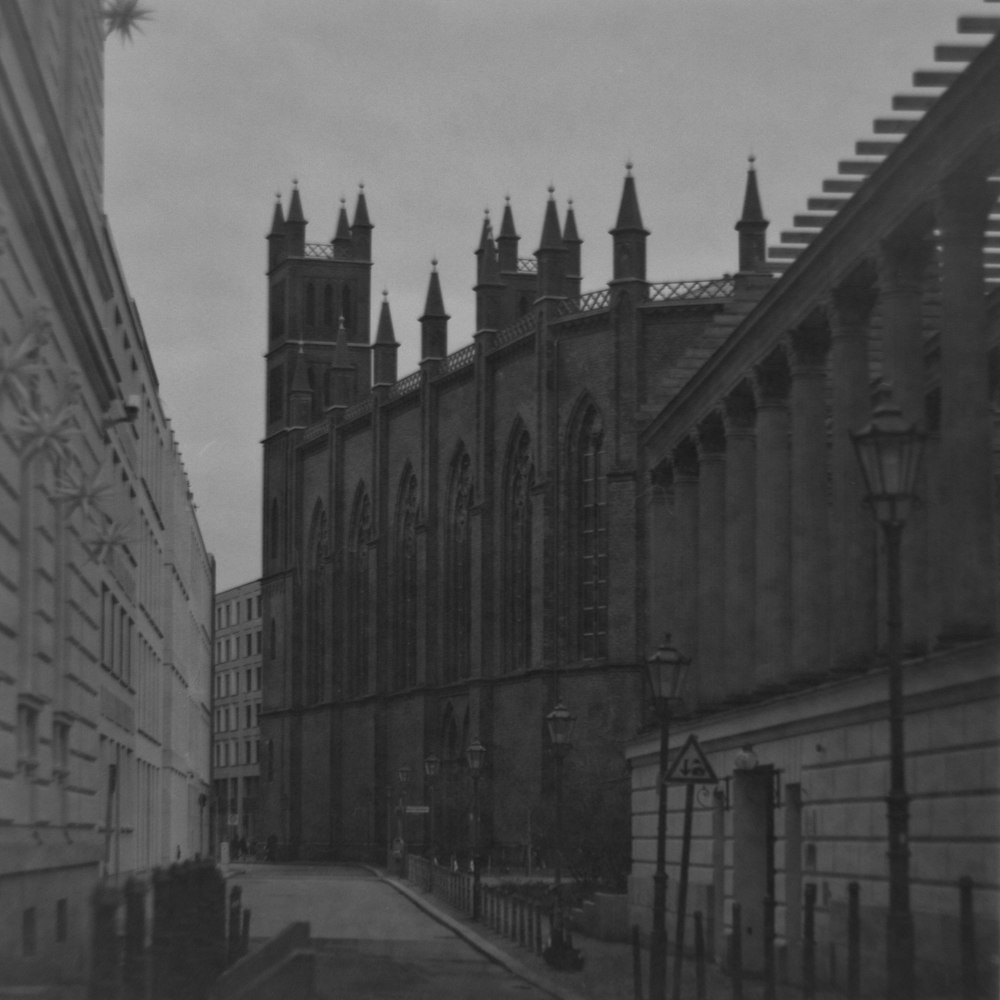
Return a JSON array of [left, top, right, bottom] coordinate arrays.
[[544, 702, 583, 970], [466, 738, 486, 919], [646, 634, 692, 1000], [424, 753, 441, 890], [851, 381, 924, 1000], [396, 763, 412, 876]]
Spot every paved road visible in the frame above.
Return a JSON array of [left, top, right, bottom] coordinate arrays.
[[232, 864, 556, 999]]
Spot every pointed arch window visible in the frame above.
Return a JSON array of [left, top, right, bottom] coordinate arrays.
[[445, 450, 473, 682], [394, 470, 419, 690], [323, 284, 334, 326], [306, 282, 316, 326], [341, 286, 352, 328], [574, 406, 608, 659], [503, 428, 533, 673], [347, 486, 373, 697], [305, 502, 329, 703]]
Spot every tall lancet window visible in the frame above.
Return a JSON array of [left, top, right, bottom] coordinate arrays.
[[575, 406, 608, 660], [347, 486, 372, 697], [445, 449, 473, 682], [305, 501, 329, 703], [503, 427, 533, 673], [394, 469, 419, 690]]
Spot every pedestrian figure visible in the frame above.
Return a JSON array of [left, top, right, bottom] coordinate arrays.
[[266, 834, 277, 862]]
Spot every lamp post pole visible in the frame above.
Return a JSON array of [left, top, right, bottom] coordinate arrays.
[[397, 763, 412, 877], [851, 383, 923, 1000], [645, 635, 691, 1000], [424, 754, 440, 892], [466, 739, 486, 920]]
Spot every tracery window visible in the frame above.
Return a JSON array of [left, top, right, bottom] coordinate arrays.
[[306, 282, 316, 326], [393, 469, 419, 689], [347, 486, 373, 696], [323, 284, 334, 326], [503, 427, 533, 673], [574, 406, 608, 659], [305, 501, 329, 703], [445, 449, 473, 682]]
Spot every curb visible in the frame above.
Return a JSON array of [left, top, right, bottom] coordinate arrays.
[[366, 867, 589, 1000]]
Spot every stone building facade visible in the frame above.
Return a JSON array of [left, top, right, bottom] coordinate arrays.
[[212, 580, 263, 850], [258, 156, 777, 864], [627, 22, 1000, 997], [0, 1, 213, 987]]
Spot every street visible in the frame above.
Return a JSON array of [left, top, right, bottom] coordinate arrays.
[[231, 864, 556, 999]]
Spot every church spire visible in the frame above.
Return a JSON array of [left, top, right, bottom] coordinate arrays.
[[267, 193, 286, 270], [611, 163, 647, 283], [420, 260, 449, 362], [373, 290, 399, 387], [285, 180, 306, 256], [736, 155, 769, 272]]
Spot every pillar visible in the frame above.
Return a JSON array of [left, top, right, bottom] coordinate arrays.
[[935, 169, 997, 639], [723, 384, 756, 691], [753, 349, 792, 685], [696, 415, 727, 702], [789, 317, 831, 677], [828, 278, 878, 670]]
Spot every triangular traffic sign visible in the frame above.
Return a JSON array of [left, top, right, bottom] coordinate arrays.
[[665, 734, 718, 784]]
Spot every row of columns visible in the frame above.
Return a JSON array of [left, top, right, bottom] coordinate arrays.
[[650, 169, 997, 705]]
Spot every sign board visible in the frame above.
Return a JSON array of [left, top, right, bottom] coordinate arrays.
[[665, 734, 718, 784], [405, 805, 430, 814]]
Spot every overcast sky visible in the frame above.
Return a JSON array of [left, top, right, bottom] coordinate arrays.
[[102, 0, 979, 591]]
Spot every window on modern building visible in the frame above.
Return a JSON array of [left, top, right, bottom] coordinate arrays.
[[226, 603, 231, 627], [253, 740, 259, 764], [504, 426, 533, 673], [255, 595, 261, 619], [22, 907, 36, 956], [16, 703, 38, 764], [56, 899, 68, 943], [255, 630, 261, 655], [256, 666, 261, 690]]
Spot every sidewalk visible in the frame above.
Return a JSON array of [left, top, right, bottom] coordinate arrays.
[[373, 867, 838, 1000]]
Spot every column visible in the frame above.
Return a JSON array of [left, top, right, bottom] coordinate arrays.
[[828, 279, 878, 670], [788, 318, 831, 676], [672, 438, 699, 686], [878, 233, 933, 651], [646, 462, 675, 641], [753, 348, 792, 686], [723, 383, 756, 690], [935, 170, 996, 639], [696, 415, 726, 702]]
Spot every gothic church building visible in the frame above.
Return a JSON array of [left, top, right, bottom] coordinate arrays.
[[259, 167, 773, 861]]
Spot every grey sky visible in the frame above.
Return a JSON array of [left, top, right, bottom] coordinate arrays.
[[103, 0, 978, 591]]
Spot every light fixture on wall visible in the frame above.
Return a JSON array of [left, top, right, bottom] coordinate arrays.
[[733, 744, 759, 771]]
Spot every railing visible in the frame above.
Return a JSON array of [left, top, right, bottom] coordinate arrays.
[[301, 242, 353, 260], [404, 855, 552, 959], [647, 277, 734, 302], [517, 257, 538, 273], [557, 288, 611, 316], [342, 397, 373, 422], [386, 370, 422, 401], [442, 343, 476, 374], [493, 312, 537, 350]]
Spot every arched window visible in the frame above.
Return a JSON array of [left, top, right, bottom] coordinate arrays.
[[341, 286, 352, 328], [503, 426, 533, 672], [347, 486, 372, 696], [269, 499, 280, 562], [574, 405, 608, 659], [305, 282, 316, 326], [393, 469, 419, 689], [445, 449, 473, 682], [323, 284, 334, 326], [305, 501, 329, 703]]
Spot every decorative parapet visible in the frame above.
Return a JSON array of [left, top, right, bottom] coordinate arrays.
[[517, 257, 538, 273], [386, 370, 422, 401], [492, 312, 538, 350], [342, 398, 374, 423], [301, 243, 353, 261], [556, 289, 611, 316], [442, 343, 476, 374], [647, 278, 734, 302]]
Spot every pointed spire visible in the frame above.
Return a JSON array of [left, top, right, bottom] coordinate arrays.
[[421, 259, 448, 319], [375, 290, 396, 345], [740, 155, 765, 223], [478, 208, 493, 252], [538, 185, 562, 251], [562, 198, 580, 244], [352, 183, 371, 229], [333, 316, 350, 364], [333, 196, 351, 242], [269, 193, 285, 235], [736, 155, 769, 273], [499, 196, 517, 240], [287, 181, 305, 224], [613, 162, 645, 232], [482, 231, 501, 285], [497, 195, 519, 273]]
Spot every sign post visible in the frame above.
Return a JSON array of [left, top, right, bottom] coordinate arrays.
[[666, 735, 718, 1000]]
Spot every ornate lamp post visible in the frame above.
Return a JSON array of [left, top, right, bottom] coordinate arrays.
[[424, 753, 441, 891], [396, 763, 412, 876], [851, 382, 924, 1000], [466, 738, 486, 919], [544, 701, 583, 970], [646, 634, 692, 1000]]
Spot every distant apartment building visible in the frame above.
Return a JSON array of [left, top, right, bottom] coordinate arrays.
[[212, 580, 263, 850], [0, 1, 213, 989]]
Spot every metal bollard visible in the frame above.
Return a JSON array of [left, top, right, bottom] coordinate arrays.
[[632, 924, 643, 1000], [803, 883, 816, 1000], [959, 876, 977, 1000], [123, 877, 146, 1000], [695, 910, 706, 1000], [732, 902, 743, 1000], [847, 881, 860, 1000]]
